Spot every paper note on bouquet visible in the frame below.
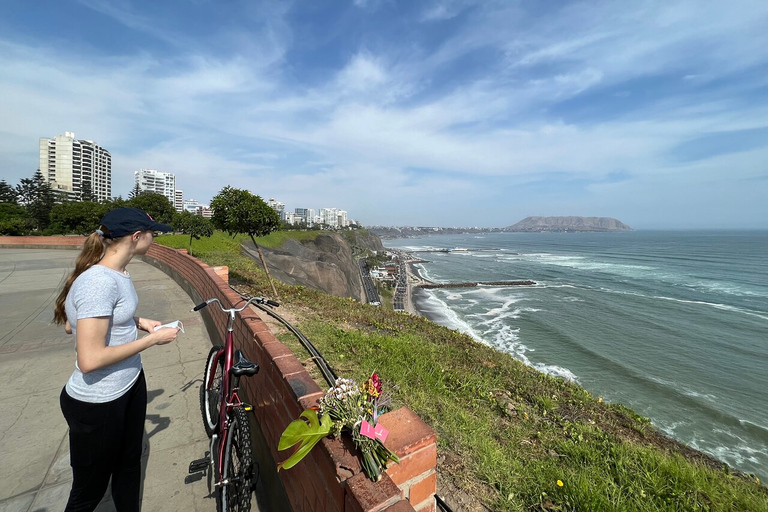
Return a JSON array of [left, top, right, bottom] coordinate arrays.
[[360, 420, 389, 443], [360, 420, 375, 439]]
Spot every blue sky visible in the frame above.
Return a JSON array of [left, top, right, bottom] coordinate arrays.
[[1, 0, 767, 229]]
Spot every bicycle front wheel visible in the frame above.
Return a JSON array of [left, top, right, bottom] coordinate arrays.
[[200, 345, 224, 437], [219, 407, 254, 512]]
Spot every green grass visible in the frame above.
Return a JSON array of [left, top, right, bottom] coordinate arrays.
[[155, 233, 768, 511]]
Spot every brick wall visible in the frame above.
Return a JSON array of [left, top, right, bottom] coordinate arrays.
[[1, 237, 437, 512]]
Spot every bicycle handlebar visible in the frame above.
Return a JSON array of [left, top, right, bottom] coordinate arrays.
[[191, 296, 279, 313]]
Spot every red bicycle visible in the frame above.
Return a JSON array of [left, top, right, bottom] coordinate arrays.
[[188, 295, 279, 512]]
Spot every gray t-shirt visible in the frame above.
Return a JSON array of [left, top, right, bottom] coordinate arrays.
[[65, 264, 142, 403]]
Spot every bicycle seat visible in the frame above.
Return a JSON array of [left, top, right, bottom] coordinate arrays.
[[229, 349, 260, 377]]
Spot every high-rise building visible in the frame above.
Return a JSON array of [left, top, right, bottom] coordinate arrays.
[[319, 208, 338, 227], [267, 198, 286, 221], [294, 208, 315, 227], [39, 132, 112, 202], [174, 190, 184, 212], [134, 169, 177, 206]]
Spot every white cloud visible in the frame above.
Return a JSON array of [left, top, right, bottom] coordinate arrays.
[[2, 0, 767, 227]]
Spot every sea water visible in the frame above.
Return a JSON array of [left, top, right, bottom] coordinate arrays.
[[383, 231, 768, 479]]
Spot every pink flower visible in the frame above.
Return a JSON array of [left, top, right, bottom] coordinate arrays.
[[369, 373, 382, 395]]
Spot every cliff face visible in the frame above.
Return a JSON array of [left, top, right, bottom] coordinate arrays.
[[506, 216, 632, 232], [243, 231, 384, 301]]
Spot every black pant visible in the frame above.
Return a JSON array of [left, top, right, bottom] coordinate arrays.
[[60, 371, 147, 512]]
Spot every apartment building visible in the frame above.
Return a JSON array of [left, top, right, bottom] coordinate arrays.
[[267, 198, 286, 221], [39, 132, 112, 202], [135, 169, 178, 207]]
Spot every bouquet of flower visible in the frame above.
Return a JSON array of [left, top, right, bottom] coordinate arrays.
[[278, 373, 400, 481]]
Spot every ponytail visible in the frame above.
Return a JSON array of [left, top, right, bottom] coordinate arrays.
[[53, 228, 110, 325]]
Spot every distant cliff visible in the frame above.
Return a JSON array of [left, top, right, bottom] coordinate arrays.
[[506, 216, 632, 232], [242, 230, 384, 301]]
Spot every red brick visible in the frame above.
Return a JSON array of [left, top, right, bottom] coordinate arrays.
[[385, 444, 437, 486], [345, 472, 402, 512], [382, 501, 417, 512], [378, 408, 437, 457], [274, 354, 306, 377], [407, 471, 436, 507], [413, 500, 435, 512], [321, 435, 363, 480], [263, 341, 295, 361]]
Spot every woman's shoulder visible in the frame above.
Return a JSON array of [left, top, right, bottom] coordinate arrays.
[[73, 265, 120, 289]]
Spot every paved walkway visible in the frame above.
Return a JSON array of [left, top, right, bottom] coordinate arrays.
[[0, 248, 225, 512]]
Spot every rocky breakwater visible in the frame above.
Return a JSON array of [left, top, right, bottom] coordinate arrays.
[[242, 231, 385, 302]]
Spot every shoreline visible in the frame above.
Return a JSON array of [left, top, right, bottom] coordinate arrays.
[[391, 249, 433, 317]]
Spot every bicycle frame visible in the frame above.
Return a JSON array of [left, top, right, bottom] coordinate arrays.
[[206, 312, 250, 479]]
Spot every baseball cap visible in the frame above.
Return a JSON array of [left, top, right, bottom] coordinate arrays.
[[100, 207, 173, 239]]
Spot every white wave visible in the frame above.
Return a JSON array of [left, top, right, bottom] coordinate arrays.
[[422, 290, 578, 382], [594, 286, 768, 321], [653, 295, 768, 321], [682, 390, 718, 402], [532, 363, 579, 382], [739, 419, 768, 435], [418, 292, 484, 343]]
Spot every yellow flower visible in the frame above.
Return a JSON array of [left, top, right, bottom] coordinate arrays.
[[598, 397, 603, 403], [557, 480, 564, 487]]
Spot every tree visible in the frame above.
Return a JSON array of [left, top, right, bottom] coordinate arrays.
[[79, 178, 96, 202], [16, 170, 55, 230], [49, 201, 108, 235], [210, 186, 281, 296], [0, 180, 17, 204], [172, 211, 214, 256], [128, 183, 142, 199], [0, 203, 31, 235], [127, 192, 175, 224]]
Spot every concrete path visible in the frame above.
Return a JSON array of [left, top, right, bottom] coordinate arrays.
[[0, 247, 229, 512]]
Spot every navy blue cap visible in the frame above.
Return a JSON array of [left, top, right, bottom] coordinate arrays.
[[100, 207, 173, 239]]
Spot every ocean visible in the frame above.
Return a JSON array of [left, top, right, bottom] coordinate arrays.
[[383, 231, 768, 480]]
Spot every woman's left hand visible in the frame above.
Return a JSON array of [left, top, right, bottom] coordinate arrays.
[[136, 317, 162, 332]]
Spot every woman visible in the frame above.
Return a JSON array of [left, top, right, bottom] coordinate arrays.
[[53, 207, 179, 512]]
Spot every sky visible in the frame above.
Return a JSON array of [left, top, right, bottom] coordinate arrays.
[[1, 0, 767, 229]]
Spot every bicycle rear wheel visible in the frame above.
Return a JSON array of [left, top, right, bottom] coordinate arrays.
[[219, 407, 254, 512], [200, 345, 224, 437]]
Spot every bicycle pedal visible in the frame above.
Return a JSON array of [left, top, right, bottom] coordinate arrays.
[[188, 458, 209, 474]]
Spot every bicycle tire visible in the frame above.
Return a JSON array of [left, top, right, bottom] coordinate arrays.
[[219, 406, 254, 512], [200, 345, 224, 437]]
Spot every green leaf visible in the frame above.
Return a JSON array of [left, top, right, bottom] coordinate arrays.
[[277, 409, 332, 471]]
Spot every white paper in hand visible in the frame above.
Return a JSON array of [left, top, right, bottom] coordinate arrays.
[[154, 320, 184, 334]]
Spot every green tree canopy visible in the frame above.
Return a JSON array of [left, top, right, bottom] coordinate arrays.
[[0, 203, 31, 235], [16, 170, 55, 230], [210, 186, 281, 297], [128, 183, 142, 199], [0, 179, 17, 204], [49, 201, 109, 235], [210, 186, 280, 240], [127, 192, 175, 224], [172, 210, 214, 255]]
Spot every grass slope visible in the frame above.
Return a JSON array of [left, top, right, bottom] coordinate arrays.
[[156, 232, 767, 511]]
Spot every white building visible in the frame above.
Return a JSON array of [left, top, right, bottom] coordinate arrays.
[[39, 132, 112, 202], [319, 208, 338, 227], [337, 210, 348, 228], [182, 199, 212, 218], [135, 169, 177, 207], [174, 190, 184, 212], [294, 208, 315, 227], [267, 198, 286, 221]]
